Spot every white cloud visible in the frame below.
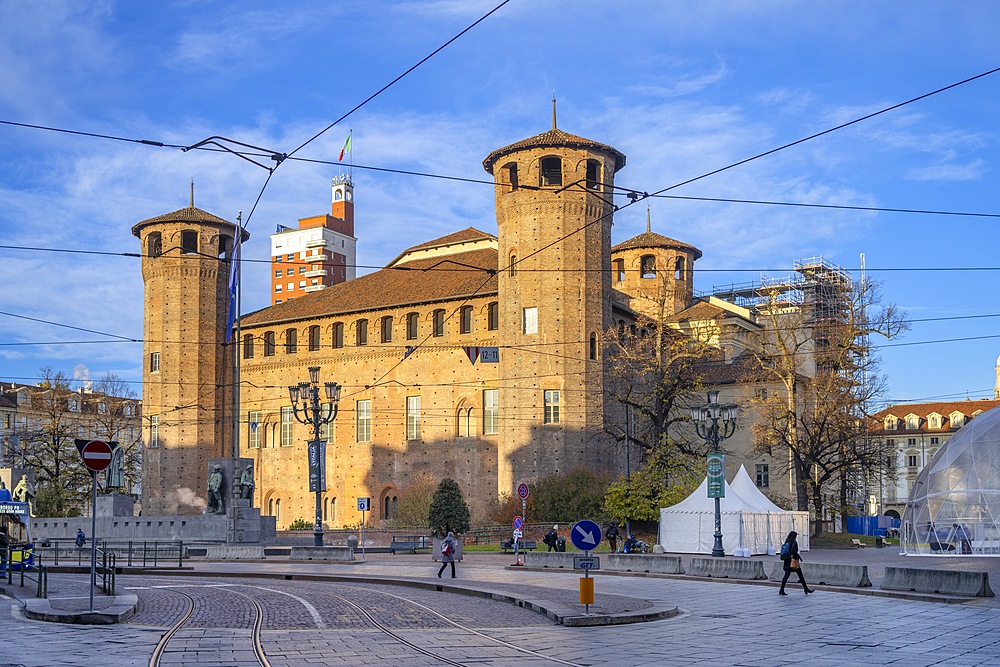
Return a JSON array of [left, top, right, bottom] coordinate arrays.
[[906, 159, 986, 182]]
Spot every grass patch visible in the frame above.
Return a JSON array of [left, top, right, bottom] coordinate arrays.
[[811, 531, 893, 549]]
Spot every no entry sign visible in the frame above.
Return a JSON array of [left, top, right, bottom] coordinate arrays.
[[80, 440, 114, 473]]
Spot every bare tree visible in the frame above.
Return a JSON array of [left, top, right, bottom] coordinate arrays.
[[19, 367, 91, 515], [91, 372, 142, 495], [745, 271, 908, 534]]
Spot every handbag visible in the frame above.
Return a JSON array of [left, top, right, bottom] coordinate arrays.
[[790, 557, 801, 569]]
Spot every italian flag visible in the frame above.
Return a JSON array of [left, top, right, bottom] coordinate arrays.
[[338, 134, 352, 161]]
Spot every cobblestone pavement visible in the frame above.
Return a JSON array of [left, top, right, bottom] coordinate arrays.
[[3, 550, 1000, 666]]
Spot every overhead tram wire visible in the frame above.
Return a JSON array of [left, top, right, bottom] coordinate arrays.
[[285, 0, 512, 159], [646, 65, 1000, 196], [6, 66, 998, 379]]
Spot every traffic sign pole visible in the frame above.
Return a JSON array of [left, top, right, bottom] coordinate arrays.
[[89, 470, 97, 613], [571, 520, 603, 615]]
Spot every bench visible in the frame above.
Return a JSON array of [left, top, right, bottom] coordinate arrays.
[[389, 536, 431, 554], [850, 538, 867, 548], [501, 540, 537, 553]]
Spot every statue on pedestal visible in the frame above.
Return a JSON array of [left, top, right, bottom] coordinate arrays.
[[106, 445, 126, 492], [240, 463, 255, 504], [13, 474, 36, 516], [207, 464, 225, 515]]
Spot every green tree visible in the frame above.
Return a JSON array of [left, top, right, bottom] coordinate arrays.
[[531, 467, 611, 524], [603, 448, 701, 522], [427, 478, 470, 537]]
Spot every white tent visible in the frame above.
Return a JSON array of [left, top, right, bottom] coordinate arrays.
[[658, 465, 810, 555]]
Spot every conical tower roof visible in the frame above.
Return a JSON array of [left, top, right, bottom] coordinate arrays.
[[483, 127, 626, 174]]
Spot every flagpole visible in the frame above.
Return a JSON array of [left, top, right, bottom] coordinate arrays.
[[348, 129, 353, 182], [232, 213, 244, 470]]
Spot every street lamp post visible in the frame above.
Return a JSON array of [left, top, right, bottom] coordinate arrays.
[[690, 390, 738, 558], [288, 366, 341, 548]]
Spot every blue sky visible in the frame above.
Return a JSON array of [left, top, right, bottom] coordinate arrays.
[[1, 1, 999, 405]]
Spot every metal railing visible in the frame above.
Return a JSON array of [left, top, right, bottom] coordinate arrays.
[[46, 540, 185, 568], [4, 546, 47, 598]]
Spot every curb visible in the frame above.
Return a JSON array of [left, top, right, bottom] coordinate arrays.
[[22, 594, 138, 625], [508, 565, 976, 604]]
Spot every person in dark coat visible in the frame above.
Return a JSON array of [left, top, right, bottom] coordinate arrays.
[[606, 523, 620, 553], [437, 531, 458, 578], [544, 525, 559, 552], [779, 530, 813, 595]]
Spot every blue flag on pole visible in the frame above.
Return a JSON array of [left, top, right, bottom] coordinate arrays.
[[224, 237, 240, 343]]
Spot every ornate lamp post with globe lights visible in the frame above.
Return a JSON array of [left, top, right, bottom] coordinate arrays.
[[288, 366, 341, 547], [690, 390, 738, 557]]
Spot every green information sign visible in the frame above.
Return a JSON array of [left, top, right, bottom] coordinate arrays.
[[707, 453, 725, 499]]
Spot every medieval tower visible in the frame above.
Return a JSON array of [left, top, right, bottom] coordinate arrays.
[[483, 109, 626, 494], [133, 203, 247, 514]]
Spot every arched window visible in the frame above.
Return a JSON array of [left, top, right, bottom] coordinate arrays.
[[324, 497, 336, 522], [487, 302, 499, 331], [308, 325, 320, 351], [614, 258, 625, 282], [458, 407, 474, 438], [589, 333, 598, 360], [586, 159, 602, 190], [433, 309, 445, 337], [334, 190, 343, 201], [181, 230, 198, 255], [332, 322, 344, 348], [406, 312, 419, 340], [381, 316, 393, 343], [147, 232, 162, 258], [509, 254, 517, 277], [503, 162, 519, 192], [640, 255, 656, 278], [460, 306, 473, 334], [540, 156, 562, 186], [356, 319, 368, 346], [219, 234, 233, 259], [284, 328, 297, 354], [264, 331, 276, 356], [243, 333, 254, 359], [384, 496, 391, 520], [674, 256, 685, 280]]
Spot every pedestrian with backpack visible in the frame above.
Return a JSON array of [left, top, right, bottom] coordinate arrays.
[[437, 531, 458, 578], [75, 529, 86, 548], [778, 530, 813, 595]]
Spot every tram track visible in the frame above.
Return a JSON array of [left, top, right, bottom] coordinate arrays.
[[141, 578, 588, 667], [147, 586, 270, 667]]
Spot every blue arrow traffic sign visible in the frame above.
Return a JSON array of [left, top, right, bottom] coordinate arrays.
[[570, 519, 602, 552]]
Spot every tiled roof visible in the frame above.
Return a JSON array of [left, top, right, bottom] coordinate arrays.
[[387, 227, 498, 267], [483, 128, 626, 173], [0, 393, 16, 409], [405, 228, 496, 252], [131, 206, 249, 240], [241, 247, 499, 327], [612, 231, 703, 260], [872, 399, 1000, 432], [667, 300, 729, 324]]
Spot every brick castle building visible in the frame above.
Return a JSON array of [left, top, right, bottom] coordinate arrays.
[[134, 121, 720, 526]]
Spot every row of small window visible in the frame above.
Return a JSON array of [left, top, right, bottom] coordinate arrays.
[[244, 304, 500, 358], [499, 157, 604, 190], [884, 414, 967, 430], [886, 437, 941, 447], [613, 256, 686, 281], [240, 389, 561, 447], [145, 230, 234, 258], [273, 249, 324, 262], [265, 495, 397, 524], [275, 280, 320, 291]]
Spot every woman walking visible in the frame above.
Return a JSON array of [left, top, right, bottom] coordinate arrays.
[[778, 530, 814, 595], [438, 531, 458, 578]]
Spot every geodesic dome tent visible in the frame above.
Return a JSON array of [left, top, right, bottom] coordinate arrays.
[[902, 405, 1000, 556]]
